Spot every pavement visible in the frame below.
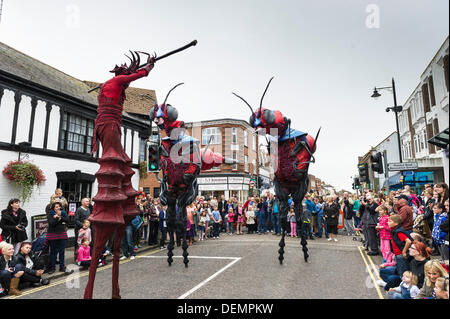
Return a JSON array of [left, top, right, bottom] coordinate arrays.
[[40, 241, 159, 282], [8, 228, 387, 299]]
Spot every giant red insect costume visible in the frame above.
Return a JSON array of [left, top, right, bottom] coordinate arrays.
[[83, 51, 155, 299], [148, 83, 233, 267], [233, 77, 320, 263]]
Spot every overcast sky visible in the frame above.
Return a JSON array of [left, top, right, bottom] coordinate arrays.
[[0, 0, 448, 191]]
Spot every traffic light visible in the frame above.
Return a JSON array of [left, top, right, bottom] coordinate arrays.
[[371, 152, 384, 174], [354, 177, 361, 189], [147, 142, 161, 172], [358, 163, 369, 183]]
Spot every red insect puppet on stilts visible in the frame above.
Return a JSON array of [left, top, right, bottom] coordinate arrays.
[[83, 51, 155, 299], [148, 83, 236, 268], [232, 77, 320, 264], [83, 41, 197, 299]]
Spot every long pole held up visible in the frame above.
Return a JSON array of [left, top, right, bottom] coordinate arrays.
[[88, 40, 198, 93]]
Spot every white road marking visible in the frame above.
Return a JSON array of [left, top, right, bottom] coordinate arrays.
[[138, 255, 242, 299]]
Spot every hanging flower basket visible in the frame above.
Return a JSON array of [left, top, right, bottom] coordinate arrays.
[[2, 160, 46, 203]]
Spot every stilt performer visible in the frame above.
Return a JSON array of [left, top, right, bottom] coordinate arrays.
[[84, 41, 197, 299], [148, 84, 236, 268], [232, 77, 320, 263]]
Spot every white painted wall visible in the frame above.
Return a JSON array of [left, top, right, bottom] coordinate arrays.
[[15, 95, 32, 144], [0, 89, 15, 143], [0, 149, 140, 240], [32, 101, 47, 148]]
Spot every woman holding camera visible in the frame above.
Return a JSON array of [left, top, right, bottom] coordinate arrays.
[[0, 198, 28, 255], [46, 201, 72, 275]]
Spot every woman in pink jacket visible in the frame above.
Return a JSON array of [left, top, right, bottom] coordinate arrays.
[[376, 206, 394, 264]]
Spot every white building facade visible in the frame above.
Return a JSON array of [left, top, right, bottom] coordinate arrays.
[[0, 42, 149, 242], [397, 37, 449, 190]]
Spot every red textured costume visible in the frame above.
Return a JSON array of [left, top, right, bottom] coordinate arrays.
[[148, 86, 231, 267], [83, 54, 154, 299], [233, 77, 319, 264]]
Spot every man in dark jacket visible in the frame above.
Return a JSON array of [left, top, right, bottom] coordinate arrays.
[[74, 198, 91, 261], [218, 195, 227, 232], [340, 192, 355, 236], [361, 194, 379, 255]]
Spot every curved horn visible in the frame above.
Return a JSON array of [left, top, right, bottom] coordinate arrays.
[[129, 50, 137, 71], [232, 92, 254, 114], [124, 53, 132, 67], [163, 83, 184, 105], [259, 76, 274, 117], [134, 51, 140, 70]]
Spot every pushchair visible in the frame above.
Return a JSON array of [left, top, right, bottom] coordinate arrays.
[[31, 233, 50, 272]]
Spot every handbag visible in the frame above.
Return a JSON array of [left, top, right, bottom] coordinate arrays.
[[131, 215, 143, 230]]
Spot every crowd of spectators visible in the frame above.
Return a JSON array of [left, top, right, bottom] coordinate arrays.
[[0, 183, 448, 299]]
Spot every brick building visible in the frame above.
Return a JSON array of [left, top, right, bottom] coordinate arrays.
[[140, 119, 259, 202]]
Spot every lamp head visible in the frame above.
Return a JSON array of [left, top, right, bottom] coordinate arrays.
[[371, 88, 381, 99]]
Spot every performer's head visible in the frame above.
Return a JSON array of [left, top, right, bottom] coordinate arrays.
[[110, 51, 141, 76], [232, 77, 288, 135], [149, 83, 183, 131]]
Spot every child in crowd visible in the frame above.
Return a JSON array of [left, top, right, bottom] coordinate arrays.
[[77, 219, 92, 246], [289, 207, 297, 238], [387, 271, 420, 299], [211, 206, 221, 239], [431, 203, 448, 262], [387, 214, 413, 277], [434, 277, 449, 299], [186, 218, 193, 246], [198, 211, 207, 241], [236, 203, 244, 235], [77, 238, 91, 270], [415, 259, 449, 299], [246, 205, 256, 234], [301, 202, 313, 239], [227, 207, 235, 235], [376, 206, 394, 264]]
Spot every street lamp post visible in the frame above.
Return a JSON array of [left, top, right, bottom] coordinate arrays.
[[371, 77, 403, 187]]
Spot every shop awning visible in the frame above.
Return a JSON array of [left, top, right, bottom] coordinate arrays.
[[428, 127, 449, 149]]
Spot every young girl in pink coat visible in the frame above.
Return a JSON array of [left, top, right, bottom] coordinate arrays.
[[376, 206, 394, 264]]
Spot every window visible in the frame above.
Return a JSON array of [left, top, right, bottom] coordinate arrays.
[[414, 135, 419, 153], [422, 131, 428, 150], [202, 127, 221, 145], [232, 127, 237, 143], [232, 152, 237, 170], [244, 130, 248, 147], [252, 134, 256, 151], [59, 113, 94, 154], [245, 155, 249, 172], [139, 137, 147, 162]]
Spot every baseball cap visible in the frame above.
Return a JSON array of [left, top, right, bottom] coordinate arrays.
[[395, 194, 409, 201]]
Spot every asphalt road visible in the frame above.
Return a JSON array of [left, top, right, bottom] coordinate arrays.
[[7, 232, 384, 300]]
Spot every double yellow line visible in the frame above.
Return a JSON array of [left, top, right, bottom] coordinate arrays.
[[5, 247, 162, 299], [357, 246, 384, 299]]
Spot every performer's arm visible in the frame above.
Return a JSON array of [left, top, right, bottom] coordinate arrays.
[[116, 56, 155, 86]]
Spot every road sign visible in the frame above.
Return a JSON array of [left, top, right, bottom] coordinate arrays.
[[388, 162, 418, 171], [249, 180, 256, 187]]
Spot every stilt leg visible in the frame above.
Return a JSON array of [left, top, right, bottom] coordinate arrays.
[[84, 224, 115, 299], [112, 225, 126, 299]]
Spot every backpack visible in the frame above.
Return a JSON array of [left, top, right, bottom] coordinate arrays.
[[413, 214, 432, 239], [131, 215, 143, 230]]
